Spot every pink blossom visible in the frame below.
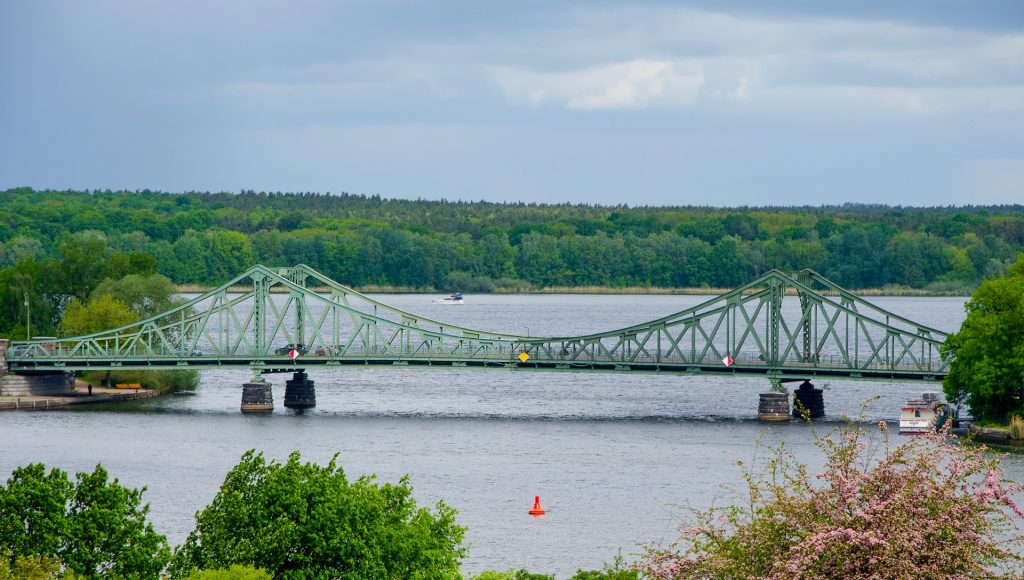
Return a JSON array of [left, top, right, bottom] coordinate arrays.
[[637, 418, 1024, 579]]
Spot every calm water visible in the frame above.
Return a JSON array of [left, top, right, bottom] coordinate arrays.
[[3, 294, 1021, 577]]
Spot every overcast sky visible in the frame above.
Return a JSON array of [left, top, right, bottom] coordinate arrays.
[[1, 1, 1022, 206]]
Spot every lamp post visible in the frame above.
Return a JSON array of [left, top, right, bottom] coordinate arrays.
[[24, 292, 30, 340]]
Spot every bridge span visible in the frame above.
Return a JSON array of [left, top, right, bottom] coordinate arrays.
[[2, 265, 949, 417]]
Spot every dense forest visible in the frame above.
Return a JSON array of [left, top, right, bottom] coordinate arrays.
[[2, 188, 1023, 295]]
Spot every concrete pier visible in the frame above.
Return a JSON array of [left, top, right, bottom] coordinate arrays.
[[241, 381, 274, 413], [792, 380, 824, 418], [757, 392, 790, 421], [283, 371, 316, 410]]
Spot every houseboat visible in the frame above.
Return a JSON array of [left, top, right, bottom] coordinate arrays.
[[899, 392, 947, 434]]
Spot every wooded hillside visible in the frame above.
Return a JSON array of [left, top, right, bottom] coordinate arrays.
[[2, 188, 1022, 292]]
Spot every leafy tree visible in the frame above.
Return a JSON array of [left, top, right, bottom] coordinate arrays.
[[183, 565, 271, 579], [942, 254, 1024, 421], [1, 236, 45, 267], [90, 273, 182, 319], [0, 550, 83, 579], [170, 233, 207, 282], [638, 419, 1024, 578], [202, 230, 254, 284], [60, 295, 138, 337], [469, 571, 552, 580], [168, 450, 466, 579], [0, 258, 61, 338], [58, 232, 109, 301], [0, 464, 170, 579]]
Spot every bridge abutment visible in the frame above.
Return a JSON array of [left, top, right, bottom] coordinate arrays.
[[283, 371, 316, 410], [792, 380, 825, 418], [241, 380, 274, 413]]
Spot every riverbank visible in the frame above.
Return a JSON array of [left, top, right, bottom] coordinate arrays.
[[175, 283, 971, 297], [0, 381, 161, 411]]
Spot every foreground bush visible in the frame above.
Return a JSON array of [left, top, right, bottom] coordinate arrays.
[[639, 420, 1024, 579], [0, 464, 169, 578], [182, 565, 271, 579], [168, 450, 465, 579], [470, 559, 637, 580]]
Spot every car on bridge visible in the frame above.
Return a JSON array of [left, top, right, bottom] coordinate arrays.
[[274, 344, 308, 356]]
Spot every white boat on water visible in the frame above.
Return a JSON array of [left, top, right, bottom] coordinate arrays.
[[899, 392, 947, 434], [433, 292, 464, 305]]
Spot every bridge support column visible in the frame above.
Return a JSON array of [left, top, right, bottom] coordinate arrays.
[[284, 371, 316, 410], [241, 380, 274, 413], [792, 380, 824, 419], [757, 378, 790, 421], [757, 392, 790, 421]]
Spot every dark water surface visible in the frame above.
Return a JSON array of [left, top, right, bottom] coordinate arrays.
[[3, 294, 1021, 577]]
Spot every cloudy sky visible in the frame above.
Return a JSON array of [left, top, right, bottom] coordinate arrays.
[[1, 1, 1022, 206]]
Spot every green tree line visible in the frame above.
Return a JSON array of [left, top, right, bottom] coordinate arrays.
[[1, 188, 1022, 293]]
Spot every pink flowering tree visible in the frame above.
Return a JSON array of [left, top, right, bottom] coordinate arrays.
[[639, 418, 1024, 579]]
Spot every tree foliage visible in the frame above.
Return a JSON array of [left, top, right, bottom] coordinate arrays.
[[90, 273, 182, 319], [0, 464, 170, 578], [0, 550, 83, 579], [60, 295, 138, 338], [942, 253, 1024, 421], [638, 419, 1024, 579], [182, 565, 271, 580], [1, 189, 1022, 298], [168, 450, 466, 579]]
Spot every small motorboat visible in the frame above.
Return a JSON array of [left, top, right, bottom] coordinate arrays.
[[433, 292, 464, 305], [899, 392, 948, 434]]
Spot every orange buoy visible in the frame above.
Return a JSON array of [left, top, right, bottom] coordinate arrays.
[[528, 495, 546, 516]]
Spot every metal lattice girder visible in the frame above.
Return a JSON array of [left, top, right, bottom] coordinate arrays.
[[5, 266, 949, 383]]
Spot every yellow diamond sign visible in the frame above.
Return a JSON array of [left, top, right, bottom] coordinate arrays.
[[518, 351, 530, 363]]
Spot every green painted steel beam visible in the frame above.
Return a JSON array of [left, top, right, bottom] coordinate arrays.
[[4, 265, 950, 382]]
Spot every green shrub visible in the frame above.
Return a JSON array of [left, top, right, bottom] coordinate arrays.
[[81, 369, 198, 393], [0, 550, 83, 579], [168, 450, 465, 579], [1010, 415, 1024, 440], [0, 465, 169, 578], [469, 571, 553, 580], [183, 565, 271, 579]]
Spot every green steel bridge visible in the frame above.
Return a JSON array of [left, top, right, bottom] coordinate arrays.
[[4, 265, 949, 386]]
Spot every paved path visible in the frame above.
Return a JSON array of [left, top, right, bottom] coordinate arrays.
[[0, 381, 161, 411]]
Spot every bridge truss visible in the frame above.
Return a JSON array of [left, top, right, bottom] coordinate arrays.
[[5, 265, 949, 383]]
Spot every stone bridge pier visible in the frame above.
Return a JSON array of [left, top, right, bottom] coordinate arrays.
[[757, 379, 825, 421], [240, 370, 317, 413]]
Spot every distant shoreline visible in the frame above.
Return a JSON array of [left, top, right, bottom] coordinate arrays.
[[175, 283, 970, 297]]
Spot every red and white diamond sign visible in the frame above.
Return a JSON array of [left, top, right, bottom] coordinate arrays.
[[722, 355, 733, 366], [289, 349, 300, 360]]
